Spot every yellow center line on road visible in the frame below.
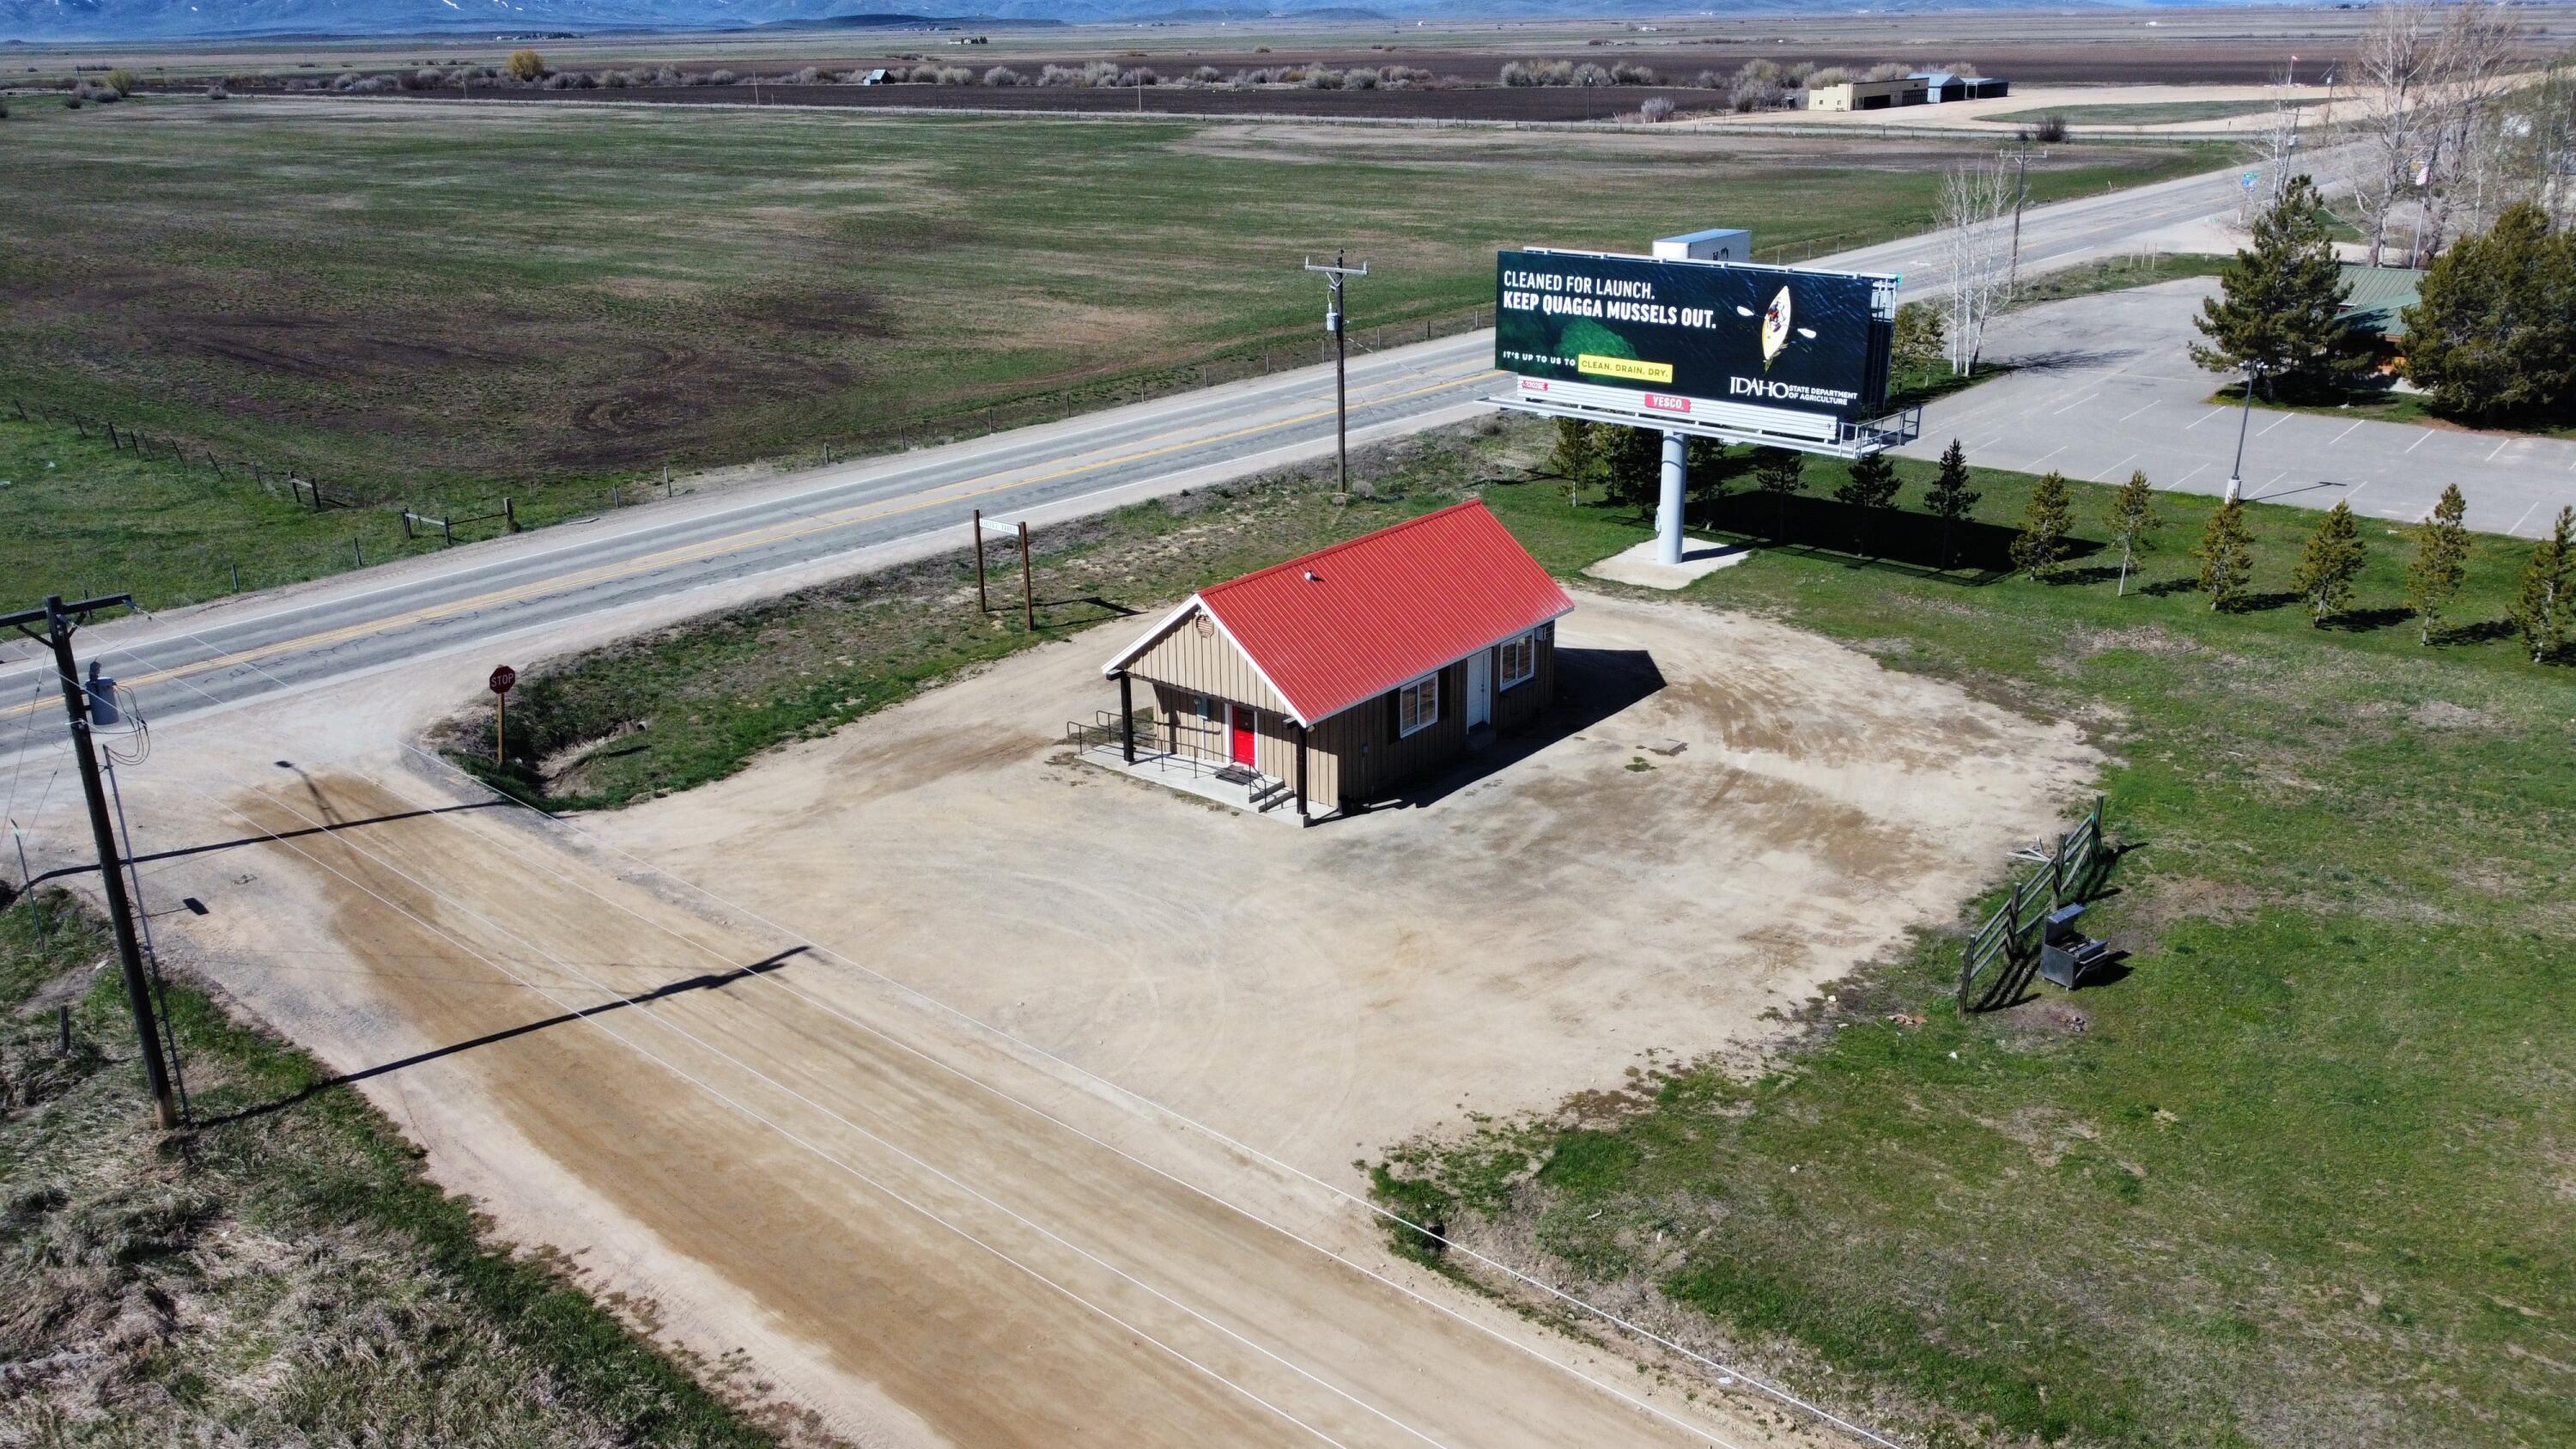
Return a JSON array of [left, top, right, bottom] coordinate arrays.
[[2, 368, 1503, 723]]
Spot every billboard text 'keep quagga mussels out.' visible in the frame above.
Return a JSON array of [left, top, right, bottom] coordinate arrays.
[[1494, 250, 1897, 430]]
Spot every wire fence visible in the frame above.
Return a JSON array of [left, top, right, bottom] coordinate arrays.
[[2, 299, 1498, 597]]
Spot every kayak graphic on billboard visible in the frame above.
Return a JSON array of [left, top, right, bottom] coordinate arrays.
[[1493, 249, 1895, 427]]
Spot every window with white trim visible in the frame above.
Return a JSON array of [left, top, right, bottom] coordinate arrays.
[[1498, 631, 1536, 690], [1397, 673, 1440, 737]]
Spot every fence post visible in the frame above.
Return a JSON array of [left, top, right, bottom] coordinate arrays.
[[442, 517, 453, 546], [401, 510, 415, 539], [353, 538, 363, 568], [504, 496, 517, 533], [230, 563, 240, 591]]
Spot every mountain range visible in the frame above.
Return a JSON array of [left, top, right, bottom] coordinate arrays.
[[2, 0, 2268, 46]]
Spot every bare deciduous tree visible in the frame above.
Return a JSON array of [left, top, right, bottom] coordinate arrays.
[[1937, 155, 2017, 376], [2339, 0, 2526, 265]]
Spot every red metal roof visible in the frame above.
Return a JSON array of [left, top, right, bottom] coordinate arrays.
[[1111, 501, 1574, 725]]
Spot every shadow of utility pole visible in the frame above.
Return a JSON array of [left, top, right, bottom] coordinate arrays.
[[198, 945, 809, 1129]]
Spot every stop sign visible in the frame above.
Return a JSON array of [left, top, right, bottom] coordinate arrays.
[[489, 665, 518, 695]]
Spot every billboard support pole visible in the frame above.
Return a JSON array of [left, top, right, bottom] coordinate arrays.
[[1303, 251, 1370, 496], [1656, 431, 1688, 566]]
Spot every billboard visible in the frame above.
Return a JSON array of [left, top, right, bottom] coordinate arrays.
[[1494, 249, 1896, 440]]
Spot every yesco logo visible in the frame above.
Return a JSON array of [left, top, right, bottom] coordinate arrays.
[[1643, 393, 1691, 413], [1731, 377, 1803, 400]]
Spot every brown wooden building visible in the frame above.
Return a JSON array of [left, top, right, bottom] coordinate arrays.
[[1099, 501, 1574, 822]]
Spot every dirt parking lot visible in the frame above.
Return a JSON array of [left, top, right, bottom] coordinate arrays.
[[594, 588, 2099, 1168], [94, 585, 2096, 1446]]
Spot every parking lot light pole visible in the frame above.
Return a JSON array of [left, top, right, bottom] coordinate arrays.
[[1303, 251, 1369, 496], [2225, 363, 2258, 503]]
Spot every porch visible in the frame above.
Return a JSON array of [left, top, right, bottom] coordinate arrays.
[[1063, 710, 1320, 824]]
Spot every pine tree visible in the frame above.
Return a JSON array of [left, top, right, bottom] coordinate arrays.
[[2512, 505, 2575, 663], [2404, 483, 2472, 645], [2190, 174, 2366, 402], [2194, 499, 2254, 610], [1923, 438, 1979, 570], [1833, 451, 1901, 557], [1751, 447, 1806, 539], [1600, 424, 1664, 514], [2105, 469, 2161, 597], [2401, 203, 2576, 423], [2009, 471, 2074, 579], [2288, 501, 2365, 625]]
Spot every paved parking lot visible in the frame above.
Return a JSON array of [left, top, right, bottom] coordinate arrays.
[[1898, 280, 2576, 538]]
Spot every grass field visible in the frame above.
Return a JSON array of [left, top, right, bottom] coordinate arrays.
[[0, 887, 775, 1445], [471, 412, 2574, 1446], [1402, 433, 2576, 1449], [2208, 381, 2576, 442], [2006, 250, 2231, 309], [1985, 99, 2281, 126], [0, 91, 2216, 589]]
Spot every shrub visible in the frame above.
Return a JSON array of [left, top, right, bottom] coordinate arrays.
[[1117, 66, 1157, 86], [1610, 62, 1659, 84], [103, 67, 137, 95], [935, 66, 971, 85], [405, 67, 442, 89], [1, 96, 11, 119], [982, 66, 1020, 87], [787, 66, 823, 85], [1193, 64, 1221, 83], [63, 93, 81, 109], [1864, 61, 1913, 81], [1303, 67, 1342, 89], [601, 70, 631, 88], [649, 66, 680, 86], [1807, 66, 1852, 87], [352, 74, 398, 93], [707, 69, 738, 85], [1343, 68, 1377, 90], [2032, 113, 2069, 143], [1036, 64, 1081, 87], [504, 48, 544, 82], [1729, 77, 1779, 112], [204, 82, 227, 100], [1573, 63, 1613, 87], [1640, 95, 1675, 122], [1084, 60, 1120, 86], [1494, 58, 1566, 87]]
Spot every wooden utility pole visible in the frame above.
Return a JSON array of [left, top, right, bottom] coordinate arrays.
[[971, 508, 989, 612], [1303, 251, 1370, 497], [4, 594, 177, 1129], [1017, 521, 1035, 633]]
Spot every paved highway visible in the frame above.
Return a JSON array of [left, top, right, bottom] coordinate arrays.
[[0, 155, 2280, 733]]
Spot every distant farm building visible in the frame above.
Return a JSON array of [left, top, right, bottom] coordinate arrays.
[[1913, 71, 2009, 102], [1806, 72, 2007, 110], [1807, 76, 1928, 111], [1095, 501, 1572, 823], [858, 68, 890, 85]]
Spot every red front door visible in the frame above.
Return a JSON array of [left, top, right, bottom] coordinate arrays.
[[1230, 705, 1257, 766]]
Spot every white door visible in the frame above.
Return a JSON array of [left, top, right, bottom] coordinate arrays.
[[1465, 650, 1492, 728]]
